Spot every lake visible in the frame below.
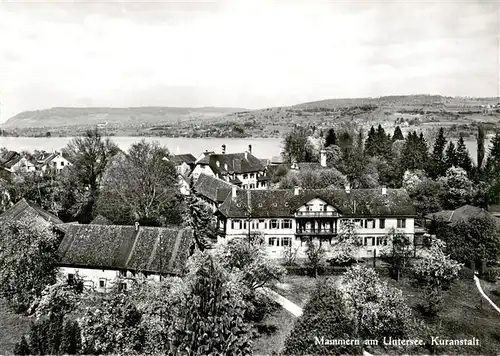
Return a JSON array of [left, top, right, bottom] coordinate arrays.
[[0, 136, 285, 160], [0, 136, 492, 163]]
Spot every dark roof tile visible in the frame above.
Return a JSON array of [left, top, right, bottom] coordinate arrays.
[[194, 173, 234, 203], [0, 199, 63, 225], [58, 224, 192, 275], [197, 152, 265, 175]]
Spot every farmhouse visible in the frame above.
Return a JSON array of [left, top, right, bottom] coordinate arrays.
[[38, 151, 72, 174], [0, 151, 36, 173], [191, 145, 268, 189], [0, 198, 63, 227], [57, 224, 193, 292], [214, 186, 418, 259]]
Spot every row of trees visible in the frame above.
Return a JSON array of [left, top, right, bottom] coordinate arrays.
[[0, 129, 185, 226], [282, 125, 500, 211]]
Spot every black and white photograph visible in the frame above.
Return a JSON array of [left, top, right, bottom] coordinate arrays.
[[0, 0, 499, 355]]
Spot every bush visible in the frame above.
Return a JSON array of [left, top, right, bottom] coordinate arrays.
[[283, 280, 362, 355], [482, 268, 499, 283]]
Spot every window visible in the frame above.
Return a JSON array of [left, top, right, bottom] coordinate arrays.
[[259, 219, 265, 229], [243, 221, 247, 230], [281, 219, 292, 229], [376, 236, 388, 246], [250, 173, 254, 178], [364, 236, 374, 246], [306, 204, 312, 212], [60, 161, 65, 166], [99, 279, 106, 288], [53, 162, 57, 167], [243, 184, 248, 189], [354, 219, 363, 228], [268, 237, 278, 246], [118, 283, 127, 292], [282, 237, 292, 247], [231, 220, 242, 230], [365, 219, 375, 229], [250, 183, 255, 188], [270, 219, 279, 229], [397, 219, 406, 229], [119, 270, 126, 278], [379, 219, 386, 229], [243, 174, 248, 179]]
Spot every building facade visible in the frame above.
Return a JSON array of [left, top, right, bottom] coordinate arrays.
[[214, 186, 417, 259]]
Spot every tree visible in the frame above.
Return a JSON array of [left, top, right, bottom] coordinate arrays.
[[401, 131, 428, 172], [380, 229, 413, 281], [305, 240, 327, 278], [278, 167, 348, 190], [411, 237, 462, 316], [183, 179, 216, 252], [282, 126, 316, 163], [283, 281, 361, 355], [436, 215, 500, 265], [173, 254, 252, 355], [477, 124, 486, 172], [63, 128, 119, 222], [439, 166, 475, 209], [427, 127, 447, 178], [324, 128, 337, 147], [455, 136, 473, 175], [0, 220, 59, 312], [392, 126, 404, 141], [484, 131, 500, 205], [329, 220, 361, 265], [340, 265, 415, 345], [78, 292, 145, 354], [13, 336, 30, 355], [444, 141, 457, 170], [97, 140, 183, 226]]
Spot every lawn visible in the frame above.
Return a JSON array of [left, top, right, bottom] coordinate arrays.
[[0, 299, 31, 355], [253, 275, 318, 355], [384, 276, 500, 355]]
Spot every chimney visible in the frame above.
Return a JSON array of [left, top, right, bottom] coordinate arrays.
[[222, 144, 226, 154], [345, 184, 351, 194], [320, 149, 327, 167], [382, 186, 387, 195], [294, 186, 300, 196], [135, 222, 139, 231], [244, 152, 248, 159], [248, 144, 252, 154], [231, 185, 237, 198]]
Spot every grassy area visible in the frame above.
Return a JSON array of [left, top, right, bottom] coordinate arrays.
[[271, 275, 319, 307], [385, 276, 500, 355], [252, 308, 296, 355], [0, 299, 31, 355]]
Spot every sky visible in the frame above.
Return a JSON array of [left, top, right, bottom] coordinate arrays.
[[0, 0, 498, 121]]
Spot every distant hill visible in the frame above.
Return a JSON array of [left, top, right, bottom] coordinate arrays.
[[1, 95, 498, 138], [2, 106, 247, 129]]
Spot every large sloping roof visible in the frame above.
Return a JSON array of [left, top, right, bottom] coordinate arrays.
[[171, 154, 196, 165], [0, 151, 22, 169], [58, 224, 192, 275], [216, 188, 416, 218], [0, 198, 63, 225], [426, 205, 500, 227], [194, 173, 233, 203], [197, 152, 265, 175]]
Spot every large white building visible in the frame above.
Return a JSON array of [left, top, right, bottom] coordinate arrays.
[[191, 145, 269, 189], [214, 186, 420, 259]]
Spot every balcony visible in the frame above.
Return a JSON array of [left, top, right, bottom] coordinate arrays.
[[295, 229, 337, 235], [295, 211, 339, 217]]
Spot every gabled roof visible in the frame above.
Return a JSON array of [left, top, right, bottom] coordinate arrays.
[[171, 154, 196, 165], [58, 225, 193, 275], [90, 215, 113, 225], [38, 152, 72, 166], [197, 152, 265, 175], [0, 198, 63, 225], [0, 151, 22, 169], [426, 205, 500, 227], [216, 188, 416, 218], [194, 173, 233, 203]]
